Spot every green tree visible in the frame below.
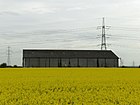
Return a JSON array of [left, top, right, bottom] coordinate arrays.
[[0, 63, 7, 68]]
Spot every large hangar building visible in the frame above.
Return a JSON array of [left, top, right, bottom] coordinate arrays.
[[23, 49, 119, 67]]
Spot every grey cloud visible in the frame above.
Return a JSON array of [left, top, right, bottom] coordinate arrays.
[[0, 11, 20, 16], [0, 0, 140, 65]]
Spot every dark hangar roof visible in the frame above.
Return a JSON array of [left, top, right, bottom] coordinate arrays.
[[23, 49, 119, 59]]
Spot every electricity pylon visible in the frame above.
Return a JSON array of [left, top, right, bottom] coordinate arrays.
[[97, 17, 110, 50]]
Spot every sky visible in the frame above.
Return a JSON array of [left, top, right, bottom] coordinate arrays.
[[0, 0, 140, 66]]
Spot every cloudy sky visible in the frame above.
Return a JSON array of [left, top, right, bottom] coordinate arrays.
[[0, 0, 140, 66]]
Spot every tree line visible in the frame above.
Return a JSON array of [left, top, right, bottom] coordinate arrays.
[[0, 63, 21, 68]]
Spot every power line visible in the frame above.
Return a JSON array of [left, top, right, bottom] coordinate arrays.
[[109, 34, 140, 41], [0, 26, 97, 37], [1, 24, 140, 49]]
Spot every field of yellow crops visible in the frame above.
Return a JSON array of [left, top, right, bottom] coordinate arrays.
[[0, 68, 140, 105]]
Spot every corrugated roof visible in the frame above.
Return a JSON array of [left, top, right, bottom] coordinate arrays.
[[23, 49, 119, 59]]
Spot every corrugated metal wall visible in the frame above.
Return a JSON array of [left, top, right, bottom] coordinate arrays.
[[23, 58, 118, 67]]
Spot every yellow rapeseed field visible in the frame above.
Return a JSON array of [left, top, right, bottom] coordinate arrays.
[[0, 68, 140, 105]]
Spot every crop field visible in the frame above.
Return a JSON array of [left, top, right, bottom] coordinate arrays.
[[0, 68, 140, 105]]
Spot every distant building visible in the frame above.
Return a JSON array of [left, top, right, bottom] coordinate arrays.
[[23, 49, 119, 67]]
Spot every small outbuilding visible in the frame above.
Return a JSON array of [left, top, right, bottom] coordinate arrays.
[[23, 49, 119, 67]]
